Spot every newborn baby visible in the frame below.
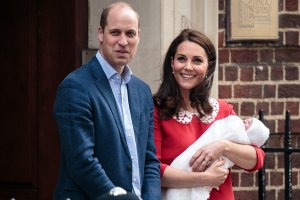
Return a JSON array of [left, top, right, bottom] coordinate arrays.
[[162, 115, 270, 200]]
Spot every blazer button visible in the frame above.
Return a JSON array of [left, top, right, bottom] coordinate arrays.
[[127, 165, 132, 171]]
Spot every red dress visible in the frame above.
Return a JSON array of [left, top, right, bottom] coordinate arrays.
[[154, 98, 265, 200]]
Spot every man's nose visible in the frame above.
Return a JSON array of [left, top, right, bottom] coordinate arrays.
[[118, 34, 128, 46]]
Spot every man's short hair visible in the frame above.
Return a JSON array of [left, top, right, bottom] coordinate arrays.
[[100, 1, 140, 30]]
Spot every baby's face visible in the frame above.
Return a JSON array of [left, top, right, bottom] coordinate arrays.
[[243, 118, 253, 130]]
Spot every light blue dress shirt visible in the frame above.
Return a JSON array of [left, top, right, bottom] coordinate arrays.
[[96, 52, 141, 197]]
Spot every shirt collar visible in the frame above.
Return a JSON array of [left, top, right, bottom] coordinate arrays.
[[96, 51, 132, 83]]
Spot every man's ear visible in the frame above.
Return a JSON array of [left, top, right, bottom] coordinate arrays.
[[98, 27, 103, 42], [138, 28, 141, 39]]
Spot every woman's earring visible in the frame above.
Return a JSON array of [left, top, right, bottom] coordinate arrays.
[[172, 71, 174, 74], [205, 75, 208, 79]]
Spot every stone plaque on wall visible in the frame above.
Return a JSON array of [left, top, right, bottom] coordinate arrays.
[[227, 0, 278, 41]]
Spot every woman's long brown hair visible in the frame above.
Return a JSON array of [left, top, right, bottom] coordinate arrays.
[[153, 29, 216, 120]]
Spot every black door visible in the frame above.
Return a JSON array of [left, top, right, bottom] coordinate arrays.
[[0, 0, 87, 199]]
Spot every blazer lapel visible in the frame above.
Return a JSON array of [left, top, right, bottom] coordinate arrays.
[[89, 57, 131, 157], [127, 80, 141, 145]]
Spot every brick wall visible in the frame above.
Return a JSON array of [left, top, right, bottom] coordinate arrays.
[[218, 0, 300, 199]]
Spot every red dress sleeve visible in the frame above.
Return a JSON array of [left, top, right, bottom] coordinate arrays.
[[245, 146, 265, 172]]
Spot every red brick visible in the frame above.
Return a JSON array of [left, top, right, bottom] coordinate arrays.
[[265, 171, 270, 186], [279, 14, 300, 28], [292, 154, 300, 168], [278, 84, 300, 98], [219, 49, 229, 64], [271, 66, 283, 80], [256, 102, 269, 115], [240, 172, 255, 187], [230, 102, 239, 114], [241, 102, 255, 116], [231, 171, 239, 187], [271, 102, 284, 115], [265, 153, 276, 169], [295, 135, 300, 147], [270, 171, 284, 186], [240, 66, 254, 81], [292, 171, 298, 186], [285, 66, 299, 80], [277, 31, 284, 46], [219, 85, 232, 98], [260, 49, 273, 63], [279, 0, 284, 11], [234, 85, 262, 98], [263, 85, 276, 98], [218, 65, 224, 81], [255, 65, 269, 81], [292, 189, 300, 200], [286, 0, 298, 11], [234, 190, 258, 200], [265, 190, 276, 200], [286, 101, 299, 115], [218, 31, 224, 48], [231, 49, 258, 64], [255, 171, 262, 186], [219, 13, 226, 30], [286, 31, 299, 46], [291, 134, 298, 147], [278, 119, 286, 133], [277, 189, 285, 200], [275, 48, 300, 62], [225, 66, 238, 81], [267, 134, 283, 148], [277, 154, 285, 168], [291, 119, 300, 132], [265, 120, 276, 133]]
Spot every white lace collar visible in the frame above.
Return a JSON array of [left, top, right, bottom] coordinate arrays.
[[173, 97, 219, 124]]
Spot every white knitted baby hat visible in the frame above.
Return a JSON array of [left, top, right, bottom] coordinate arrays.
[[246, 118, 270, 147]]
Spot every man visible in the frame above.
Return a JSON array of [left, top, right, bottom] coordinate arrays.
[[53, 2, 160, 200]]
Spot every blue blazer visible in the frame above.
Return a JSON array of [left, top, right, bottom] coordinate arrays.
[[53, 57, 160, 200]]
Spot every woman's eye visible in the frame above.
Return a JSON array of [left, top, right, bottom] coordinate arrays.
[[193, 58, 202, 64], [176, 57, 186, 62]]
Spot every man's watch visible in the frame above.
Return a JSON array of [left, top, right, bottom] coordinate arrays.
[[109, 187, 127, 196]]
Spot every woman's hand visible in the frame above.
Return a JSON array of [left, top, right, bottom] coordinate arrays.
[[202, 160, 229, 187], [161, 160, 229, 188], [190, 139, 258, 171], [189, 140, 227, 172]]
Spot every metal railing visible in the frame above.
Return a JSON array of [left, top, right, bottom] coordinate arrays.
[[258, 110, 300, 200]]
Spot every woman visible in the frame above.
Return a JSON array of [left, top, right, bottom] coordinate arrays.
[[153, 29, 265, 200]]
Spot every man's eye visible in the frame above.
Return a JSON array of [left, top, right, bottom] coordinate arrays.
[[127, 31, 136, 37], [110, 31, 120, 36]]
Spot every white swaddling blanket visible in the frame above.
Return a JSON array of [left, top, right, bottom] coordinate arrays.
[[162, 115, 269, 200]]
